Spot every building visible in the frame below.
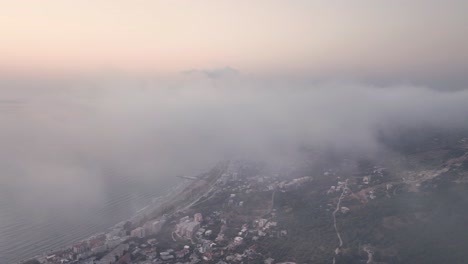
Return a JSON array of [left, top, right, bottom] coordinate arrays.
[[131, 227, 146, 238], [143, 221, 154, 235], [73, 241, 89, 254], [106, 236, 128, 249], [176, 220, 200, 238], [234, 237, 243, 245], [363, 176, 370, 185], [152, 220, 163, 234], [179, 216, 190, 223], [115, 253, 131, 264], [257, 219, 268, 228], [160, 252, 174, 261], [99, 244, 129, 264], [91, 244, 107, 254], [340, 207, 350, 214], [175, 248, 189, 258], [194, 213, 203, 223]]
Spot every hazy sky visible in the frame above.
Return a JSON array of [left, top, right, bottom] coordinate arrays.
[[1, 0, 467, 82]]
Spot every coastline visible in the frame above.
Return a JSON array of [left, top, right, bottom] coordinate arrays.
[[15, 179, 189, 264], [17, 161, 227, 264]]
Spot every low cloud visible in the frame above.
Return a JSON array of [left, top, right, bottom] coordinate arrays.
[[1, 74, 468, 211]]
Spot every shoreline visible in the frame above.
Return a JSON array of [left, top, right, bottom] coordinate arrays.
[[17, 162, 226, 264], [15, 179, 191, 264]]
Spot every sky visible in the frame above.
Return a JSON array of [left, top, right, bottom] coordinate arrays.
[[1, 0, 467, 87]]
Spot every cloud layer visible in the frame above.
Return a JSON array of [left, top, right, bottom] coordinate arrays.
[[1, 74, 468, 206]]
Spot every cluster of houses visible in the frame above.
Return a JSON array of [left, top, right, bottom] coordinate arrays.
[[38, 229, 130, 264], [37, 214, 170, 264], [327, 180, 349, 195], [116, 210, 265, 263], [161, 206, 289, 263], [277, 176, 313, 191], [220, 170, 312, 198]]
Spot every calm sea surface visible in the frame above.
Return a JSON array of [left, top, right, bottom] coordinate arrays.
[[0, 173, 180, 264]]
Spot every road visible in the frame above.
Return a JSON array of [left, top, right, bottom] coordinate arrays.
[[269, 189, 277, 213], [332, 179, 348, 264]]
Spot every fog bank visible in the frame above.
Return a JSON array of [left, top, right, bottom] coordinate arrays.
[[1, 73, 468, 208]]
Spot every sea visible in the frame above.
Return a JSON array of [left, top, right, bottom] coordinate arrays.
[[0, 173, 181, 264]]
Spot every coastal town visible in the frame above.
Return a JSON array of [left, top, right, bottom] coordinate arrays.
[[21, 161, 314, 264], [20, 136, 468, 264]]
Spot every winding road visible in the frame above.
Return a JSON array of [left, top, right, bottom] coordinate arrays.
[[332, 179, 348, 264]]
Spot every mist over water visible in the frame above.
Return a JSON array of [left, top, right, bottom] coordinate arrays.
[[1, 73, 468, 262]]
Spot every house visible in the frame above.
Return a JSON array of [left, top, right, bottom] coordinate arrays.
[[363, 176, 370, 185], [234, 237, 243, 245], [215, 233, 225, 241], [175, 248, 189, 258], [265, 221, 277, 229], [258, 219, 268, 228], [340, 207, 350, 214], [179, 216, 189, 222], [203, 252, 213, 261], [160, 252, 174, 261]]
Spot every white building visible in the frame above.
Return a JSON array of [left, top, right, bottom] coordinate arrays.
[[234, 237, 243, 245], [340, 207, 350, 214], [258, 219, 268, 228]]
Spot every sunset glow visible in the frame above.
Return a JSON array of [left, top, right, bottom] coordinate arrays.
[[1, 0, 467, 76]]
